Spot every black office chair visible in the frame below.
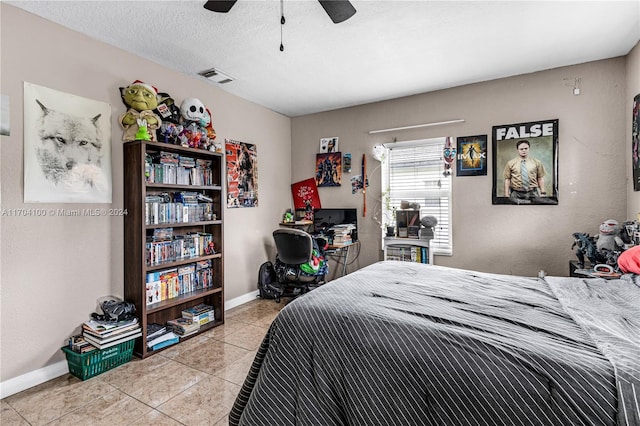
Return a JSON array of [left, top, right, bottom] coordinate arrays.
[[272, 228, 327, 302]]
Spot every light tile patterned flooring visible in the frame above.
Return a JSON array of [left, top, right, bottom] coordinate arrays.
[[1, 298, 286, 425]]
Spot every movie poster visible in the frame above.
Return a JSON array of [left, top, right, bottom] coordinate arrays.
[[632, 94, 639, 191], [315, 152, 342, 187], [492, 119, 558, 205], [226, 139, 258, 208], [456, 135, 487, 176]]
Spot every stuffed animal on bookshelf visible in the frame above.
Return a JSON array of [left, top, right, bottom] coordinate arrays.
[[179, 98, 209, 149], [119, 80, 162, 142], [153, 92, 182, 143]]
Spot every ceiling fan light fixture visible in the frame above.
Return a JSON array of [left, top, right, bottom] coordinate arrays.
[[198, 68, 235, 84]]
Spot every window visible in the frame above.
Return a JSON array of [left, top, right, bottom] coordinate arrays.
[[381, 138, 452, 255]]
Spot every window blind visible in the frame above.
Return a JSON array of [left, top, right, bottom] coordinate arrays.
[[382, 139, 452, 255]]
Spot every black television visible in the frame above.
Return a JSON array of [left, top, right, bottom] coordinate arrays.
[[313, 208, 358, 241]]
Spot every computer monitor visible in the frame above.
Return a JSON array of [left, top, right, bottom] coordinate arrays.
[[313, 208, 358, 241]]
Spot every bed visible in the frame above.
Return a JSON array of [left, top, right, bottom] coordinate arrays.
[[229, 261, 640, 426]]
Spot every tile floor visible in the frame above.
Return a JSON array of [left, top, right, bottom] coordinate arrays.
[[1, 298, 287, 426]]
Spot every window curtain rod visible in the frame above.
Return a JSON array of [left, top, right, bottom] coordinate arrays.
[[368, 119, 465, 135]]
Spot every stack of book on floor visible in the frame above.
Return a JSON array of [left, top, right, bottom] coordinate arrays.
[[146, 322, 179, 351], [67, 334, 98, 354], [167, 317, 200, 338], [82, 318, 142, 350], [182, 303, 215, 326]]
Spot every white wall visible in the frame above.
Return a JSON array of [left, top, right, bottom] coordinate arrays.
[[292, 56, 632, 277], [0, 4, 291, 384]]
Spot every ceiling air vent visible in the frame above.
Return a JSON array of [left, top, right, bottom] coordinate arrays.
[[198, 68, 234, 84]]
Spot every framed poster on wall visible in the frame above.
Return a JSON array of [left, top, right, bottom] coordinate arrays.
[[456, 135, 487, 176], [315, 152, 342, 187], [23, 82, 112, 203], [492, 119, 558, 205], [226, 139, 258, 208]]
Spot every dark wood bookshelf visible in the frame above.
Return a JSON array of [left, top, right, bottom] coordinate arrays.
[[123, 140, 224, 358]]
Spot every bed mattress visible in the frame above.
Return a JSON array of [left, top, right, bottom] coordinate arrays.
[[230, 261, 639, 426]]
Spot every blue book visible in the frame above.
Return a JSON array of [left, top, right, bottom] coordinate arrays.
[[150, 337, 179, 351]]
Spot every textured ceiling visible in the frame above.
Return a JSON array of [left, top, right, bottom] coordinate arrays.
[[7, 1, 640, 117]]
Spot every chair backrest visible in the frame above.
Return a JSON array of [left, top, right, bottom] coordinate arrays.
[[273, 228, 313, 265]]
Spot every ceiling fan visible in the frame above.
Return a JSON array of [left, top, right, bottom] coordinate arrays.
[[204, 0, 357, 24]]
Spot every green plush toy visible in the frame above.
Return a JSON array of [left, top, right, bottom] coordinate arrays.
[[119, 80, 162, 142]]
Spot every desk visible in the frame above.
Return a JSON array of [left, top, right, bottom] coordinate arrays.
[[326, 241, 360, 278], [279, 221, 313, 233]]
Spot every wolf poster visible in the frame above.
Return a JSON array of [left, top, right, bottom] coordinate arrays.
[[24, 82, 112, 203]]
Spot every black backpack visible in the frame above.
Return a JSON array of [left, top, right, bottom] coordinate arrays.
[[257, 261, 281, 300]]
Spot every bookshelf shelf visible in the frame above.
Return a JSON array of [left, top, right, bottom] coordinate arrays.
[[146, 287, 223, 315], [145, 253, 222, 272], [145, 220, 222, 230], [124, 140, 224, 358], [383, 237, 433, 264]]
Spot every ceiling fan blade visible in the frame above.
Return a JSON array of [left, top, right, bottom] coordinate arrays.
[[318, 0, 356, 24], [204, 1, 237, 13]]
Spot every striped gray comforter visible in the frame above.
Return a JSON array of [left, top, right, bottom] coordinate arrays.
[[230, 261, 639, 426]]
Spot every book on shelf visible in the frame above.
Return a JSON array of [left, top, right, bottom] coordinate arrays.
[[182, 304, 214, 325], [83, 329, 142, 350], [146, 323, 167, 339], [178, 328, 200, 339], [149, 336, 180, 351], [147, 331, 179, 350], [167, 317, 200, 335], [182, 303, 213, 316], [184, 309, 215, 325]]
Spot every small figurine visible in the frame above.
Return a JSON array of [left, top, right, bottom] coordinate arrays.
[[572, 232, 598, 268], [119, 80, 162, 142], [283, 209, 294, 223], [134, 119, 151, 141]]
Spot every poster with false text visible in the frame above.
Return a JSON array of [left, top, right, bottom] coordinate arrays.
[[492, 119, 558, 205]]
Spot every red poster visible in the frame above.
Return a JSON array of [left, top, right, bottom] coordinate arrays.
[[291, 178, 321, 210]]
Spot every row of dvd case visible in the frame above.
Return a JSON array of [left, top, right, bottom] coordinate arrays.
[[146, 260, 213, 305], [146, 231, 214, 266]]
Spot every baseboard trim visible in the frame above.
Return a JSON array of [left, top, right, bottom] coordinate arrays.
[[0, 290, 260, 398], [225, 290, 259, 311], [0, 360, 68, 399]]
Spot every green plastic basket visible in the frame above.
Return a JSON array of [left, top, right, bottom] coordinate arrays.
[[61, 339, 135, 380]]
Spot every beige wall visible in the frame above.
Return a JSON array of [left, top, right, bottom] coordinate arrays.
[[1, 2, 638, 392], [292, 56, 632, 277], [0, 4, 291, 383], [627, 42, 640, 219]]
